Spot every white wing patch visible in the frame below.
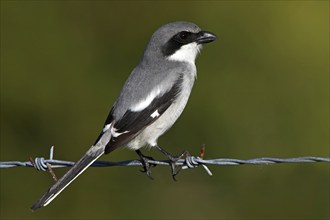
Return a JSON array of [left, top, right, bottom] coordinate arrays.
[[103, 123, 111, 132], [150, 110, 160, 118], [130, 87, 162, 112], [111, 127, 129, 138]]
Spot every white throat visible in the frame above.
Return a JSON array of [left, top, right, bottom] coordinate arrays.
[[167, 42, 202, 64]]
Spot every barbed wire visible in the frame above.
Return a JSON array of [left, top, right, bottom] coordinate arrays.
[[1, 146, 329, 177]]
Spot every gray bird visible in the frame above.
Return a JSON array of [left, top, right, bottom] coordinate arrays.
[[31, 21, 216, 211]]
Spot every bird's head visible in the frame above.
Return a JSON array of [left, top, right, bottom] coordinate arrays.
[[143, 21, 217, 64]]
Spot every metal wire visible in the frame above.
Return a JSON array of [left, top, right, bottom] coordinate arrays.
[[1, 146, 329, 176]]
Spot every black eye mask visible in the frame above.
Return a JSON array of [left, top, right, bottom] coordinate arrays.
[[173, 31, 199, 44], [162, 31, 199, 56]]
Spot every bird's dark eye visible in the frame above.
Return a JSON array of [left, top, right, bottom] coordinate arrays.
[[173, 31, 192, 43], [162, 31, 196, 56], [179, 31, 188, 40]]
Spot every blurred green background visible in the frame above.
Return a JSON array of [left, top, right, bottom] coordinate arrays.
[[1, 1, 329, 219]]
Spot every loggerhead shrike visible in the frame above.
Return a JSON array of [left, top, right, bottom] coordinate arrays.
[[31, 21, 216, 211]]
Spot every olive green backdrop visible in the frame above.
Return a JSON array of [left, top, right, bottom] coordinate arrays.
[[1, 1, 329, 219]]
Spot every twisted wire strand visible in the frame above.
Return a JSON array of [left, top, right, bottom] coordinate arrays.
[[1, 146, 329, 176]]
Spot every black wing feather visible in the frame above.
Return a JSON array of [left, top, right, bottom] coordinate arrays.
[[104, 75, 183, 153]]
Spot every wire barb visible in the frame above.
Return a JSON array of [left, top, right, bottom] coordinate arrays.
[[1, 146, 329, 177]]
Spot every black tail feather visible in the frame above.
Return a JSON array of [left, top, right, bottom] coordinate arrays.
[[31, 150, 103, 211]]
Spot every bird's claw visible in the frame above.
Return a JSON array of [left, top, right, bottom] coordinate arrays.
[[167, 150, 190, 181], [136, 150, 156, 180]]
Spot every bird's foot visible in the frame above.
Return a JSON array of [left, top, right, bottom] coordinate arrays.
[[135, 150, 156, 180], [155, 145, 190, 181], [167, 150, 190, 181]]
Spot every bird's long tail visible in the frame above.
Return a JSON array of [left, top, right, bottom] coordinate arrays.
[[31, 131, 111, 211]]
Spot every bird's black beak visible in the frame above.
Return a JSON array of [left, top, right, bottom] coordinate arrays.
[[195, 31, 217, 44]]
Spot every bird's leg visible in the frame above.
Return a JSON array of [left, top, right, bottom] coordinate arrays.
[[154, 145, 189, 181], [135, 149, 156, 180]]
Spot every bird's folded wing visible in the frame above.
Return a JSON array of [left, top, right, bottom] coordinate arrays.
[[104, 75, 183, 153]]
